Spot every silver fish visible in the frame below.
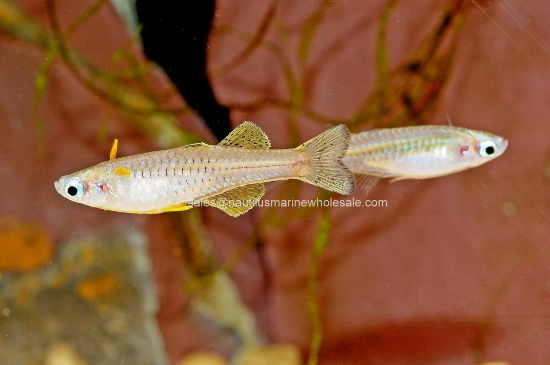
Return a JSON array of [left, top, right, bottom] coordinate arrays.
[[55, 122, 356, 216], [343, 125, 507, 189]]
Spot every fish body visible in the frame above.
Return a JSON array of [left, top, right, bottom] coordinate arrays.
[[343, 125, 508, 180], [55, 122, 356, 216]]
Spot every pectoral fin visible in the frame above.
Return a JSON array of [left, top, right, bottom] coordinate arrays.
[[201, 183, 266, 217], [218, 121, 270, 149], [114, 167, 132, 177]]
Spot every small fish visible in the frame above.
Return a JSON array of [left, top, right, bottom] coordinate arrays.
[[343, 125, 507, 189], [55, 122, 356, 216]]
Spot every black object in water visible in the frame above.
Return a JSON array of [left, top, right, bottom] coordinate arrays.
[[136, 0, 231, 141]]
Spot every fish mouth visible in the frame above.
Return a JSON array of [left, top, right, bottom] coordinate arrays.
[[54, 176, 68, 196], [501, 138, 509, 152], [497, 138, 509, 156]]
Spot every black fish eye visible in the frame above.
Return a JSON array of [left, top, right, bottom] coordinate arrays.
[[64, 178, 86, 199], [479, 140, 498, 157], [67, 186, 78, 196]]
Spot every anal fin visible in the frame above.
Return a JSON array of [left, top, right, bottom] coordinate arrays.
[[201, 183, 266, 217], [156, 204, 194, 213], [355, 174, 380, 196], [389, 176, 409, 183]]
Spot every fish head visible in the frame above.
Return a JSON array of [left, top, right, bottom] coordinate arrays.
[[54, 166, 110, 209], [460, 129, 508, 166]]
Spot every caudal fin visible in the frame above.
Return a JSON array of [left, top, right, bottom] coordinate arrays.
[[295, 125, 356, 195]]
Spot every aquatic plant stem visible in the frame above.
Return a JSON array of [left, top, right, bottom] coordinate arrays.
[[213, 0, 277, 76], [307, 205, 332, 365], [375, 0, 398, 124]]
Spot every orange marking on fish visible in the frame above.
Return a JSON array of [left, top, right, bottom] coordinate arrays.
[[110, 139, 119, 160], [114, 167, 131, 177]]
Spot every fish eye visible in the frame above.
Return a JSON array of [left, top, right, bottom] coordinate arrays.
[[64, 178, 86, 198], [479, 140, 497, 157]]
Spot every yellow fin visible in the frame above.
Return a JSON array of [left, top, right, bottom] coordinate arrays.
[[219, 121, 270, 149], [158, 204, 193, 213], [114, 167, 131, 177], [295, 125, 356, 195], [110, 139, 118, 160], [184, 142, 211, 148], [201, 183, 266, 217]]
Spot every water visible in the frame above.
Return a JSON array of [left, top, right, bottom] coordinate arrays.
[[1, 0, 549, 364]]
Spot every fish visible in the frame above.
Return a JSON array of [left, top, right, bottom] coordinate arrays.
[[342, 125, 508, 191], [54, 121, 356, 217]]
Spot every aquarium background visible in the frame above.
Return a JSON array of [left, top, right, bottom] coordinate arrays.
[[1, 0, 549, 364]]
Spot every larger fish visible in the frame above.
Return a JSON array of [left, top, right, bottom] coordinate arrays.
[[55, 122, 356, 216], [343, 125, 507, 183]]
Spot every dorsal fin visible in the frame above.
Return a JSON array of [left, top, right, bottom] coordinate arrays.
[[110, 139, 119, 160], [218, 121, 270, 149], [184, 142, 211, 148], [201, 183, 266, 217]]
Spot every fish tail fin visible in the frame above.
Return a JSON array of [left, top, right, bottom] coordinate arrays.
[[295, 125, 356, 195]]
